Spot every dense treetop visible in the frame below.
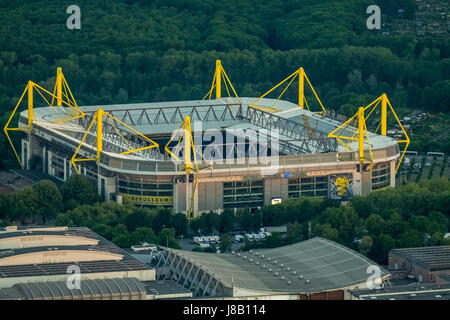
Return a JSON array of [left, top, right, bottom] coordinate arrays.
[[0, 0, 449, 167]]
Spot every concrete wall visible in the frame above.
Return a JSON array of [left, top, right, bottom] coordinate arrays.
[[263, 178, 288, 206], [197, 181, 223, 213]]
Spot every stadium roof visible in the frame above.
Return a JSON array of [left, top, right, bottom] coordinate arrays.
[[23, 97, 398, 156], [390, 246, 450, 272], [165, 237, 389, 294]]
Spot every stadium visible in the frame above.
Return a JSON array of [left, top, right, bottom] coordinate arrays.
[[4, 60, 407, 218]]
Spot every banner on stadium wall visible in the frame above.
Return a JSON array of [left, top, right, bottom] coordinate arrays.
[[120, 194, 173, 205], [330, 173, 353, 200]]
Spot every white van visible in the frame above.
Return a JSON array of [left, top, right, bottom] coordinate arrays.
[[234, 235, 244, 242], [245, 234, 254, 242], [193, 236, 203, 244]]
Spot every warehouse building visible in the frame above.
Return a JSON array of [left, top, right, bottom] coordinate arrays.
[[0, 226, 191, 300], [155, 237, 390, 300], [388, 245, 450, 284]]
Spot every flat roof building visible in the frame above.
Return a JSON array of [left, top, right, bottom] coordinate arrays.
[[388, 246, 450, 284], [0, 226, 191, 300], [155, 237, 390, 300]]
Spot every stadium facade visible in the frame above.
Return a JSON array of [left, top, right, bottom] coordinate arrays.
[[8, 63, 403, 218], [17, 95, 399, 217]]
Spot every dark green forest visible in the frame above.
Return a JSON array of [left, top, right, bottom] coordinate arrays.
[[0, 175, 449, 264], [0, 1, 449, 263], [0, 0, 449, 168]]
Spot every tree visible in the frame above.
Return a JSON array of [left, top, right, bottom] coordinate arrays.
[[60, 175, 99, 210], [219, 233, 233, 253], [157, 227, 180, 249], [152, 208, 173, 234], [320, 225, 339, 242], [131, 227, 157, 245], [360, 235, 373, 256], [365, 214, 386, 236], [219, 210, 235, 233], [32, 180, 62, 223], [0, 193, 13, 221], [172, 213, 188, 236], [12, 186, 40, 224], [287, 221, 302, 242], [264, 232, 283, 248], [124, 208, 153, 231], [370, 234, 394, 264]]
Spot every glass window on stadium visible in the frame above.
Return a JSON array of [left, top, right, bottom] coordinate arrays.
[[223, 180, 264, 209], [117, 178, 173, 206], [50, 153, 65, 181], [288, 175, 328, 198], [372, 162, 391, 190]]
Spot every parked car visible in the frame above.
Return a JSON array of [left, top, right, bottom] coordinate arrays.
[[245, 234, 254, 242], [234, 234, 244, 242]]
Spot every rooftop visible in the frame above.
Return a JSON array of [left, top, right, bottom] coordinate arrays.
[[165, 237, 389, 294], [350, 281, 450, 300], [0, 227, 152, 280], [390, 246, 450, 271], [21, 97, 398, 159]]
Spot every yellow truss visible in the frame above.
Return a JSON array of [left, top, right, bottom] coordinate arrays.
[[71, 109, 159, 174], [203, 60, 240, 103], [249, 67, 326, 114], [3, 68, 85, 168], [328, 107, 374, 166], [328, 94, 410, 173], [362, 94, 410, 172], [165, 116, 212, 219]]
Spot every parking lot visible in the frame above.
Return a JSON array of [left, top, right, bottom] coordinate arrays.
[[396, 155, 449, 185], [177, 231, 272, 252]]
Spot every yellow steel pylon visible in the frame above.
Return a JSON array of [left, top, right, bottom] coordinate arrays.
[[165, 116, 212, 219], [203, 60, 240, 103], [71, 109, 159, 174], [328, 106, 374, 167], [362, 94, 410, 172], [3, 68, 85, 168], [249, 67, 326, 114]]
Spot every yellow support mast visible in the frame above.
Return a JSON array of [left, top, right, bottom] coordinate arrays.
[[4, 68, 85, 168], [165, 116, 212, 219], [71, 109, 159, 174], [249, 67, 326, 114], [203, 60, 240, 103], [328, 106, 373, 168], [362, 94, 410, 172], [358, 107, 365, 164], [328, 93, 409, 173]]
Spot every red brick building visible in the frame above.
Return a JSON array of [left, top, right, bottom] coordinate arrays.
[[388, 246, 450, 284]]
